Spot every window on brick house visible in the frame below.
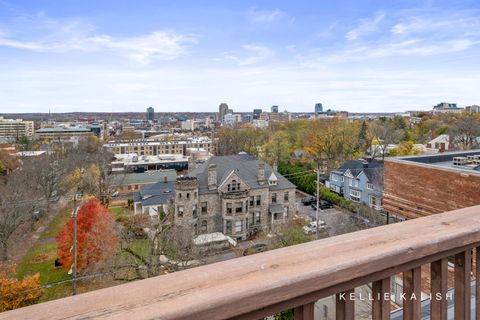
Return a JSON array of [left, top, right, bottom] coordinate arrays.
[[271, 193, 277, 203], [192, 204, 197, 218], [226, 203, 232, 215], [284, 191, 289, 201], [256, 195, 261, 206], [201, 202, 207, 214], [177, 206, 184, 217], [235, 202, 243, 213], [255, 212, 261, 224], [235, 221, 242, 233]]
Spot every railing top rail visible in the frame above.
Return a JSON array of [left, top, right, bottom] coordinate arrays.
[[3, 205, 480, 320]]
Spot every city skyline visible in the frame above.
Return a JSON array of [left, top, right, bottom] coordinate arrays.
[[0, 0, 479, 113]]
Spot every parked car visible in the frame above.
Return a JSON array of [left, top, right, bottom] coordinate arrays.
[[301, 196, 316, 205], [311, 200, 333, 210], [303, 220, 327, 234], [243, 243, 268, 256]]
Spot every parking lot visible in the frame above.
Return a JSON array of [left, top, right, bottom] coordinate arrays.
[[295, 193, 366, 237]]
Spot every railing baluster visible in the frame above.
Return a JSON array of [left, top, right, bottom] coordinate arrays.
[[372, 277, 391, 320], [476, 247, 480, 320], [294, 302, 315, 320], [403, 267, 421, 320], [336, 288, 354, 320], [430, 259, 448, 320], [455, 250, 471, 319]]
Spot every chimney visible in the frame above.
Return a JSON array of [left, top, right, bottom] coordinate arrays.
[[257, 163, 265, 185], [208, 164, 217, 190], [273, 161, 278, 172]]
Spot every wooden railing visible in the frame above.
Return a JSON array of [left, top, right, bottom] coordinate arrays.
[[3, 205, 480, 320]]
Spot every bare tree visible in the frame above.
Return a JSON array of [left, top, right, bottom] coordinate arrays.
[[0, 171, 42, 261], [449, 116, 480, 150], [117, 206, 203, 279], [369, 122, 403, 160]]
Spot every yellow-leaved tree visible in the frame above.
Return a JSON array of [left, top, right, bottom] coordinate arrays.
[[0, 264, 43, 311]]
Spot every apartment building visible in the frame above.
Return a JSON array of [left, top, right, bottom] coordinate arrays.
[[0, 117, 34, 139], [383, 150, 480, 219], [103, 137, 215, 156]]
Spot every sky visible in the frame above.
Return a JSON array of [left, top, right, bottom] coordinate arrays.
[[0, 0, 479, 113]]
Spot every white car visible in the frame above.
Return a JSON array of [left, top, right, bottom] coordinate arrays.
[[303, 220, 327, 234]]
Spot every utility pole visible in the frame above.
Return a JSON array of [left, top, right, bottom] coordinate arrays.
[[71, 193, 78, 296], [315, 168, 320, 240]]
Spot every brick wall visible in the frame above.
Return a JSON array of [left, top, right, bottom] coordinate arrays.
[[383, 160, 480, 219]]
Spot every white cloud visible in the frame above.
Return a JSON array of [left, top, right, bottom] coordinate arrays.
[[345, 11, 385, 41], [249, 8, 286, 23], [224, 44, 273, 66], [0, 14, 196, 63], [1, 64, 479, 113]]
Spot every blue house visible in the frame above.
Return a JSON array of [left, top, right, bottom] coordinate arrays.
[[328, 160, 383, 211]]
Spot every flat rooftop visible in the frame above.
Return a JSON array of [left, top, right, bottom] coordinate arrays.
[[387, 149, 480, 174]]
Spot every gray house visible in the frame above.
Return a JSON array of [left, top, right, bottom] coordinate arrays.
[[175, 154, 297, 241], [328, 160, 383, 210]]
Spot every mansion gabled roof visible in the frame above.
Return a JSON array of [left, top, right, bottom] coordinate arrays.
[[188, 154, 295, 193]]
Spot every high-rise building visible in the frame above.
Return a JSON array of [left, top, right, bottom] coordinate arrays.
[[147, 107, 155, 121], [0, 117, 34, 140], [271, 105, 279, 113], [315, 103, 323, 114], [253, 109, 262, 119], [218, 103, 229, 122]]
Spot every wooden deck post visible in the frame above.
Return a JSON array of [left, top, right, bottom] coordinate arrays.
[[336, 288, 354, 320], [294, 302, 315, 320], [454, 250, 471, 320], [372, 277, 391, 320], [403, 267, 421, 320], [430, 259, 448, 320]]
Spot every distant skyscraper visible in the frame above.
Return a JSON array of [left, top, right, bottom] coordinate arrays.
[[271, 105, 279, 113], [253, 109, 262, 119], [147, 107, 155, 121], [315, 103, 323, 114], [218, 103, 229, 122]]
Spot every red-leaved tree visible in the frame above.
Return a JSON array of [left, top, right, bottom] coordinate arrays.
[[56, 198, 118, 273]]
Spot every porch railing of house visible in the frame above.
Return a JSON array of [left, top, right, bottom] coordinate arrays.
[[2, 205, 480, 320]]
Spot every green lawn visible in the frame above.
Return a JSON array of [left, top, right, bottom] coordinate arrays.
[[110, 206, 128, 220], [16, 205, 138, 303], [40, 209, 71, 240]]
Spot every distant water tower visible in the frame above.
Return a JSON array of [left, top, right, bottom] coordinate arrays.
[[315, 103, 323, 114], [271, 105, 279, 113]]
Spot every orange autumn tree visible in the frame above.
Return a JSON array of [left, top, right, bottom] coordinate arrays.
[[56, 198, 118, 273], [0, 264, 43, 311]]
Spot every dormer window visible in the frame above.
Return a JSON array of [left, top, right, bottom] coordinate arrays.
[[268, 172, 278, 186], [228, 179, 241, 192]]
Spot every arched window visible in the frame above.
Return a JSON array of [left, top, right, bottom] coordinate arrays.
[[201, 220, 207, 232]]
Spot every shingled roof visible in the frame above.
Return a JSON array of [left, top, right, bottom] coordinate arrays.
[[188, 154, 295, 193], [133, 181, 176, 206], [334, 159, 384, 189]]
